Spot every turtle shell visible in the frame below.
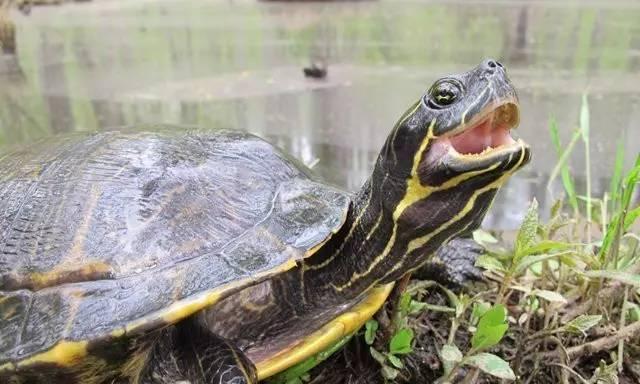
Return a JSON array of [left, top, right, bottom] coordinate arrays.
[[0, 128, 349, 372]]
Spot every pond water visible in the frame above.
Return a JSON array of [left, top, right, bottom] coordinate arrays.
[[0, 0, 639, 229]]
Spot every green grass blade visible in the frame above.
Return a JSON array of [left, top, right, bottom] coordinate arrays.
[[547, 117, 580, 213], [584, 270, 640, 287], [580, 92, 592, 241], [624, 206, 640, 230], [598, 155, 640, 261], [608, 140, 625, 211], [579, 93, 590, 143]]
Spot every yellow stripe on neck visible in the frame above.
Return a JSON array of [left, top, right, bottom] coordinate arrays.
[[329, 119, 437, 292]]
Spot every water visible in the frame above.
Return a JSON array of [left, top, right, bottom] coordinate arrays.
[[0, 0, 639, 229]]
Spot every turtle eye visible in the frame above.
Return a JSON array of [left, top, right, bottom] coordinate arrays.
[[427, 80, 463, 109]]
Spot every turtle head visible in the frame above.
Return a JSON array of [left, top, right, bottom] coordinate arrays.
[[371, 59, 531, 278], [304, 60, 531, 299], [379, 59, 529, 182]]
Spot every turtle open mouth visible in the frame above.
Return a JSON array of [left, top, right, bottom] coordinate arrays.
[[447, 101, 520, 157]]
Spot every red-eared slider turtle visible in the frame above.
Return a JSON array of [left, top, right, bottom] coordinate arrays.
[[0, 60, 530, 383]]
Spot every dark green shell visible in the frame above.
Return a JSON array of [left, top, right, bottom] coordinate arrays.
[[0, 128, 349, 368]]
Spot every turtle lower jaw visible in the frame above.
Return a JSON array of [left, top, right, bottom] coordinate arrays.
[[444, 134, 526, 162], [425, 135, 527, 169]]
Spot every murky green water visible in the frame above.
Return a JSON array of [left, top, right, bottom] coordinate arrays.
[[1, 0, 639, 228]]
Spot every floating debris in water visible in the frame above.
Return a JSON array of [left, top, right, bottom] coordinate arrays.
[[303, 62, 328, 79]]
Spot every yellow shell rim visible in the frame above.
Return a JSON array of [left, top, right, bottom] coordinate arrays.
[[254, 283, 394, 380]]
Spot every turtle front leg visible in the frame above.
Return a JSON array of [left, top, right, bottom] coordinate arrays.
[[141, 319, 257, 384], [414, 236, 485, 286]]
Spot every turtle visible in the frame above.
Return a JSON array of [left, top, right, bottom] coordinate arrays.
[[0, 59, 530, 384]]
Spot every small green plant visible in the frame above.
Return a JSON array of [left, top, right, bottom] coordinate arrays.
[[439, 304, 515, 382], [366, 291, 420, 381], [367, 286, 459, 381], [367, 318, 415, 381], [475, 199, 576, 304]]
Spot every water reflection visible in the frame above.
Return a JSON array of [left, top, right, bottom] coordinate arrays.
[[0, 0, 638, 228]]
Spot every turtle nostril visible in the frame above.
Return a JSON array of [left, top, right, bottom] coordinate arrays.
[[481, 59, 506, 74]]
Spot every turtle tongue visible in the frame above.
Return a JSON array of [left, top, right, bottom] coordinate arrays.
[[450, 119, 494, 154], [449, 104, 518, 155]]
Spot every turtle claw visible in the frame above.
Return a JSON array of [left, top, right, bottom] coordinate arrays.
[[414, 237, 486, 287]]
